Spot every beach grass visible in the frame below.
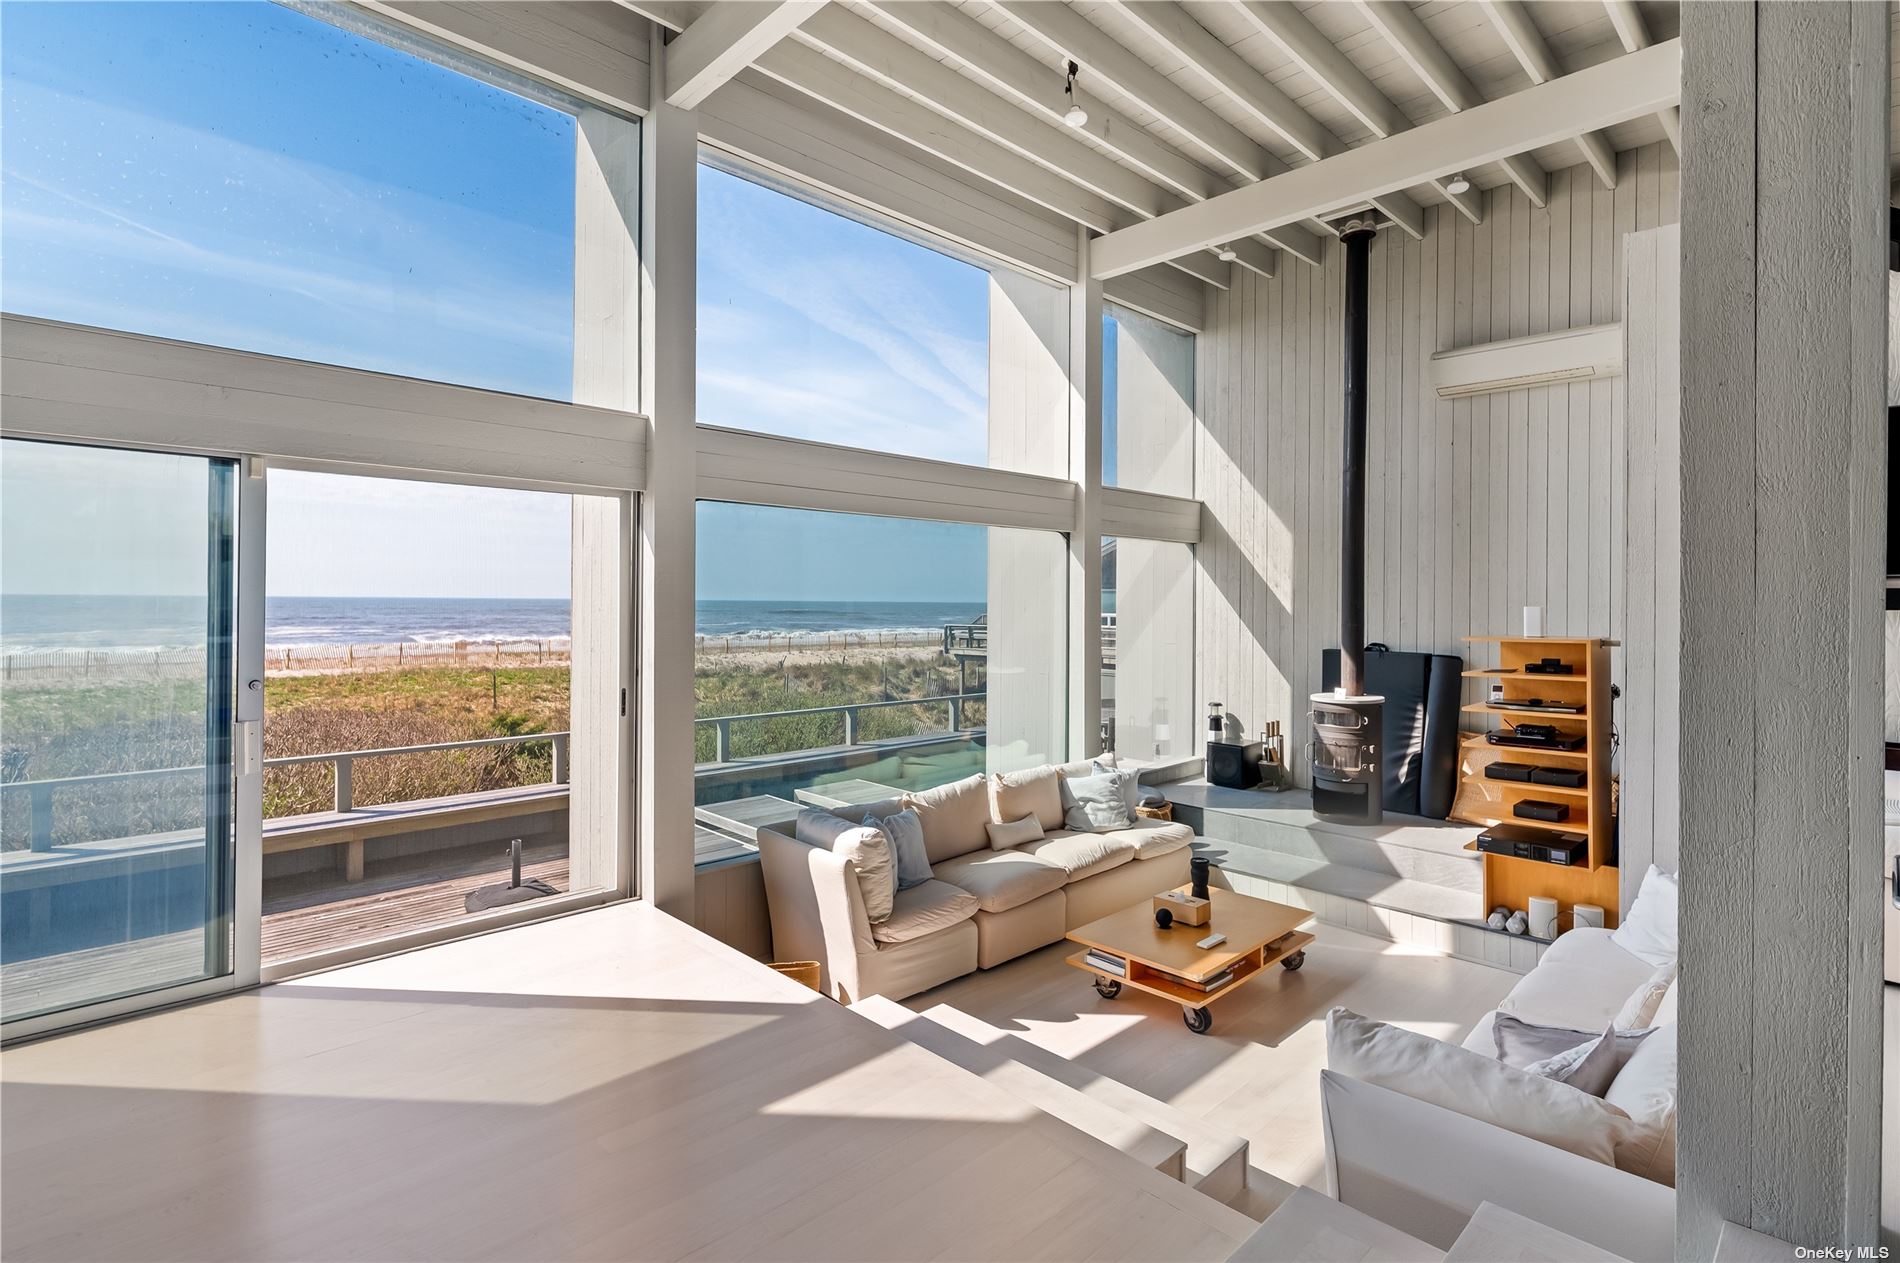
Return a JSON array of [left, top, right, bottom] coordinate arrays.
[[2, 650, 984, 845]]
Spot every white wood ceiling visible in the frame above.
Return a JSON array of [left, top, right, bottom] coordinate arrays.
[[624, 0, 1682, 282]]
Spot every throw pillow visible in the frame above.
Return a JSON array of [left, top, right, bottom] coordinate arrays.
[[1522, 1022, 1655, 1098], [1062, 769, 1137, 832], [1493, 1012, 1654, 1073], [1652, 972, 1678, 1027], [985, 813, 1046, 850], [1324, 1007, 1633, 1166], [1611, 864, 1678, 968], [988, 765, 1065, 831], [900, 774, 991, 863], [1604, 1021, 1678, 1185], [866, 809, 932, 890], [1613, 960, 1679, 1030], [1093, 759, 1141, 817]]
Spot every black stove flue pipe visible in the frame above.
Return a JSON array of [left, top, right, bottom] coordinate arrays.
[[1339, 221, 1375, 699]]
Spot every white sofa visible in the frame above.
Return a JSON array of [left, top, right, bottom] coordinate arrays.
[[1320, 927, 1678, 1261], [758, 761, 1195, 1003]]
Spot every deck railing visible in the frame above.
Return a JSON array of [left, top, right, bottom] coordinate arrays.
[[695, 692, 983, 764], [3, 731, 569, 852]]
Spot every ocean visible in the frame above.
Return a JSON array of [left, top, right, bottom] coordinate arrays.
[[1, 595, 986, 653]]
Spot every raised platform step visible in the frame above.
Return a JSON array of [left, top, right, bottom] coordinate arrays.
[[850, 995, 1187, 1184], [910, 1001, 1255, 1207], [1168, 783, 1483, 893]]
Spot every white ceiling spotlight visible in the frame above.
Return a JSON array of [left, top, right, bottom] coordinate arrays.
[[1062, 60, 1088, 128], [1445, 172, 1472, 195], [1216, 245, 1239, 262]]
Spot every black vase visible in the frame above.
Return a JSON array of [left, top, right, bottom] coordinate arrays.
[[1191, 857, 1210, 901]]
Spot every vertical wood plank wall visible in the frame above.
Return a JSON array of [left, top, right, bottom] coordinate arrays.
[[1194, 143, 1678, 795], [1618, 224, 1681, 908]]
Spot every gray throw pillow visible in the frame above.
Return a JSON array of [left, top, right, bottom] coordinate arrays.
[[1493, 1011, 1654, 1082], [866, 809, 932, 890], [1093, 759, 1141, 817], [1062, 770, 1136, 832], [1522, 1022, 1656, 1098]]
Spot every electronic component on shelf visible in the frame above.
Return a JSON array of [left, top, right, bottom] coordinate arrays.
[[1523, 658, 1575, 675], [1491, 699, 1585, 714], [1529, 766, 1588, 788], [1486, 724, 1585, 751], [1484, 761, 1536, 782], [1514, 799, 1570, 823], [1475, 825, 1588, 866]]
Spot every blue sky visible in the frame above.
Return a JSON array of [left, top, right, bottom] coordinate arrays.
[[0, 1, 1002, 603]]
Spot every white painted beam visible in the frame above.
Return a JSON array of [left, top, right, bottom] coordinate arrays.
[[1355, 0, 1549, 207], [1480, 0, 1617, 189], [1111, 0, 1423, 241], [1228, 0, 1482, 225], [1602, 0, 1682, 157], [994, 0, 1325, 266], [662, 0, 824, 109], [1089, 40, 1680, 278]]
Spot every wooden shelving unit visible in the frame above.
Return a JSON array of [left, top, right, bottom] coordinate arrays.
[[1453, 636, 1619, 929]]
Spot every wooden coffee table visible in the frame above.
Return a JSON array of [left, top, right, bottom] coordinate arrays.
[[1066, 885, 1316, 1034]]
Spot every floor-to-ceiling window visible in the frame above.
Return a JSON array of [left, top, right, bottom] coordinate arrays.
[[0, 3, 641, 1032]]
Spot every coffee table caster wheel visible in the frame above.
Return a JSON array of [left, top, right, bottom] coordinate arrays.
[[1094, 977, 1122, 999], [1183, 1005, 1213, 1034], [1281, 950, 1307, 972]]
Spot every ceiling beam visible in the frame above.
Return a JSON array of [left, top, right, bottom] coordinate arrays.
[[1108, 0, 1334, 161], [1110, 0, 1424, 241], [1602, 0, 1681, 157], [662, 0, 825, 109], [791, 8, 1271, 281], [1228, 0, 1483, 225], [1354, 0, 1549, 208], [993, 0, 1324, 266], [1480, 0, 1617, 189], [1088, 39, 1680, 278]]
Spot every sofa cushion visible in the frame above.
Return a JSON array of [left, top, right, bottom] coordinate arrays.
[[1496, 927, 1655, 1032], [1099, 818, 1193, 861], [872, 879, 980, 945], [988, 765, 1065, 832], [795, 808, 895, 924], [1325, 1007, 1635, 1167], [933, 846, 1068, 914], [1604, 1021, 1678, 1185], [1057, 753, 1117, 779], [1015, 829, 1139, 881], [901, 775, 993, 864]]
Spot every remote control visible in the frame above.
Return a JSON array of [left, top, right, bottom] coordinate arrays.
[[1196, 932, 1226, 949]]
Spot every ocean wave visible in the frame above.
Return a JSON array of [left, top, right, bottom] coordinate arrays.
[[695, 626, 948, 643]]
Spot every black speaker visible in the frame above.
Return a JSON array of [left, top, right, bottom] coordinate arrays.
[[1207, 740, 1265, 788]]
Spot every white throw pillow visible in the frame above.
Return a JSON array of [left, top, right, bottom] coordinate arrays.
[[1652, 974, 1678, 1028], [1614, 960, 1680, 1030], [1325, 1007, 1634, 1166], [795, 808, 895, 924], [985, 813, 1046, 849], [1611, 864, 1678, 968], [1604, 1021, 1678, 1185]]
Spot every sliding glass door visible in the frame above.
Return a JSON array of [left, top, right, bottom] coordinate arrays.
[[0, 438, 242, 1023]]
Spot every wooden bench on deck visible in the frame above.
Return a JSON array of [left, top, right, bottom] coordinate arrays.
[[264, 783, 571, 881]]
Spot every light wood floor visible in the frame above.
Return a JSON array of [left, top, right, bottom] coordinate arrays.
[[909, 921, 1521, 1196], [1, 903, 1258, 1262]]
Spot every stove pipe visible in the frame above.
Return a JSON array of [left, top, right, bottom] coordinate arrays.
[[1340, 223, 1374, 698]]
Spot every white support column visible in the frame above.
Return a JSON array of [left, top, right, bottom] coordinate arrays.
[[1677, 1, 1887, 1253], [638, 33, 698, 918], [571, 107, 640, 900], [1069, 226, 1105, 760]]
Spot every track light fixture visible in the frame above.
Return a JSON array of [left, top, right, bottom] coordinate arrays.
[[1216, 245, 1239, 262], [1445, 172, 1472, 195], [1063, 60, 1088, 128]]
